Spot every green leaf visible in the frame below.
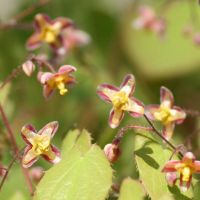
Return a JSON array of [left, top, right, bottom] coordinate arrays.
[[0, 166, 30, 200], [9, 191, 26, 200], [61, 129, 91, 156], [34, 129, 113, 200], [134, 132, 193, 200], [118, 177, 145, 200], [193, 181, 200, 200]]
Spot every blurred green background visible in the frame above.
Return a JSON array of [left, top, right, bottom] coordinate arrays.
[[1, 0, 200, 199]]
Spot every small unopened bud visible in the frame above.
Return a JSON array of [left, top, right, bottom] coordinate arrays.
[[104, 143, 121, 163], [22, 60, 35, 76], [166, 172, 177, 186], [29, 166, 44, 183], [0, 164, 7, 177]]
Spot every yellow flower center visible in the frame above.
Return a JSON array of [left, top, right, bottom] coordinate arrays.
[[111, 91, 128, 110], [40, 22, 62, 43], [181, 166, 192, 182], [47, 75, 68, 95], [154, 105, 171, 124], [32, 135, 50, 155]]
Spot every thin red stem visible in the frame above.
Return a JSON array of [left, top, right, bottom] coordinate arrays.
[[144, 114, 183, 157], [0, 104, 34, 195], [0, 154, 18, 191], [0, 67, 22, 90]]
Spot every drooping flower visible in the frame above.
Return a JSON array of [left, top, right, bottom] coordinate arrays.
[[26, 13, 73, 52], [21, 121, 61, 168], [97, 74, 144, 128], [162, 152, 200, 191], [145, 86, 186, 140], [133, 5, 166, 37], [39, 65, 77, 98]]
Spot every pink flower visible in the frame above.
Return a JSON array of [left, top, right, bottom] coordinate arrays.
[[145, 87, 186, 140], [133, 6, 166, 37], [63, 28, 90, 51], [162, 152, 200, 191], [26, 13, 73, 51], [21, 121, 61, 168], [39, 65, 77, 98], [97, 74, 144, 128]]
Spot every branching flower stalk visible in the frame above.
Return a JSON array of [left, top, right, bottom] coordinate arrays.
[[0, 104, 34, 195]]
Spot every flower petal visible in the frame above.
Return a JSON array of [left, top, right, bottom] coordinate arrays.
[[109, 109, 124, 129], [160, 86, 174, 108], [58, 65, 77, 74], [97, 84, 119, 103], [126, 97, 144, 117], [42, 145, 61, 164], [34, 13, 52, 31], [21, 124, 37, 145], [145, 104, 160, 120], [170, 106, 186, 124], [38, 121, 59, 139], [194, 161, 200, 173], [162, 160, 182, 172], [26, 33, 42, 50], [63, 28, 91, 49], [120, 74, 135, 96], [40, 72, 53, 84], [54, 17, 74, 29], [43, 85, 54, 99], [163, 122, 175, 141], [22, 146, 38, 168]]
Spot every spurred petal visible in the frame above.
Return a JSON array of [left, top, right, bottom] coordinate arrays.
[[42, 145, 61, 164], [22, 146, 38, 168], [163, 122, 175, 141], [162, 160, 183, 172], [97, 84, 119, 103], [38, 121, 59, 139], [43, 85, 54, 99], [170, 106, 186, 124], [21, 124, 37, 145], [58, 65, 77, 74], [126, 97, 144, 117], [26, 33, 42, 50], [120, 74, 135, 96], [194, 161, 200, 173], [40, 72, 53, 84], [54, 17, 73, 29], [109, 109, 124, 129], [34, 13, 52, 31], [145, 104, 160, 120], [160, 86, 174, 108]]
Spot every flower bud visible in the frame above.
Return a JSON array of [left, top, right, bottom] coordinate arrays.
[[29, 166, 44, 183], [22, 60, 35, 76], [166, 172, 177, 186], [104, 143, 121, 163]]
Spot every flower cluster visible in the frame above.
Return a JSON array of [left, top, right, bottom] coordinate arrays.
[[133, 5, 166, 37], [97, 74, 195, 191], [26, 13, 90, 55]]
